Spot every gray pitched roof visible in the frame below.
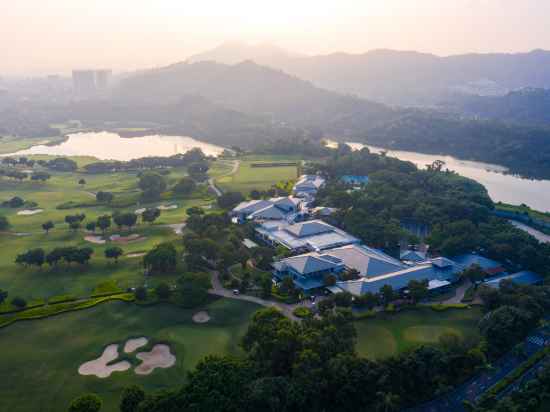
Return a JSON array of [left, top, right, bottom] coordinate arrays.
[[284, 221, 333, 238], [284, 254, 343, 275]]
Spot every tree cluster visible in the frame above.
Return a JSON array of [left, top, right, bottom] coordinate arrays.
[[16, 246, 94, 267]]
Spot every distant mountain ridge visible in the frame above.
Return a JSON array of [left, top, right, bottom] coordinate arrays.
[[185, 43, 550, 106], [444, 88, 550, 126]]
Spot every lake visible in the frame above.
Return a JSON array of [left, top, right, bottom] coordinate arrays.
[[330, 141, 550, 212], [6, 131, 225, 161]]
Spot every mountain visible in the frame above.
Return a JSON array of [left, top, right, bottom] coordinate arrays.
[[186, 41, 302, 66], [444, 88, 550, 126], [115, 60, 397, 134], [185, 45, 550, 106]]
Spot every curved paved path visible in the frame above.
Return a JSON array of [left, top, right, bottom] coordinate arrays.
[[208, 271, 299, 321], [208, 160, 240, 197]]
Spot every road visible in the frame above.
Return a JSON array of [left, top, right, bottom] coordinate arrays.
[[208, 271, 300, 321], [208, 159, 240, 198], [409, 325, 550, 412]]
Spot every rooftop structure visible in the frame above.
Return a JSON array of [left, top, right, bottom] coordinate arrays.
[[231, 197, 302, 222], [400, 249, 427, 263], [452, 253, 506, 276], [483, 271, 543, 289], [292, 175, 326, 197], [256, 219, 359, 252], [341, 175, 369, 185], [337, 257, 463, 296]]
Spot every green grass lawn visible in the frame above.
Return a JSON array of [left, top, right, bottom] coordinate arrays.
[[0, 298, 260, 412], [0, 161, 216, 300], [0, 136, 67, 154], [215, 156, 299, 194], [354, 307, 482, 359]]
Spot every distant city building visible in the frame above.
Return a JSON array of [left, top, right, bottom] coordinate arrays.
[[72, 69, 112, 96]]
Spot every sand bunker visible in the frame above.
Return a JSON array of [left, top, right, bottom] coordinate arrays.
[[126, 252, 146, 258], [78, 344, 131, 378], [135, 208, 146, 215], [166, 223, 186, 234], [110, 234, 146, 244], [84, 235, 106, 244], [124, 337, 148, 353], [192, 311, 211, 323], [17, 209, 43, 216], [135, 344, 176, 375], [157, 204, 178, 210]]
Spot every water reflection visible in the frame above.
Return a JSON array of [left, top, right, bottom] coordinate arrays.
[[7, 132, 224, 161]]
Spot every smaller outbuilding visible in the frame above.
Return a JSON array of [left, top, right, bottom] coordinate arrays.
[[340, 175, 369, 185], [483, 270, 543, 289]]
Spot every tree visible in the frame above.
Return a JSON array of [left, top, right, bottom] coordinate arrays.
[[119, 385, 145, 412], [323, 274, 337, 287], [249, 189, 261, 200], [65, 214, 86, 226], [188, 161, 209, 180], [47, 157, 77, 172], [15, 248, 45, 268], [68, 393, 102, 412], [11, 296, 27, 309], [407, 279, 429, 303], [97, 215, 111, 234], [42, 220, 54, 234], [78, 178, 86, 186], [114, 213, 138, 230], [141, 208, 160, 225], [143, 243, 177, 274], [70, 221, 81, 232], [138, 172, 166, 200], [380, 284, 395, 304], [461, 264, 485, 284], [217, 192, 245, 209], [173, 177, 196, 195], [177, 272, 211, 308], [96, 191, 114, 204], [0, 215, 9, 231], [186, 206, 204, 216], [105, 246, 123, 263], [134, 286, 147, 301], [155, 282, 172, 300], [376, 392, 400, 412], [0, 289, 7, 305], [85, 221, 96, 232], [31, 171, 51, 182]]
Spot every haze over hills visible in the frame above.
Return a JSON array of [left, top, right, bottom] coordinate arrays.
[[187, 43, 550, 106]]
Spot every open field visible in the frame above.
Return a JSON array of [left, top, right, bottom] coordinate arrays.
[[355, 307, 482, 359], [0, 136, 67, 154], [0, 158, 216, 300], [215, 155, 299, 194], [0, 298, 260, 412]]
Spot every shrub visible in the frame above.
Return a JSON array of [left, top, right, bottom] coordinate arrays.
[[11, 297, 27, 309], [134, 287, 147, 301], [293, 307, 313, 318]]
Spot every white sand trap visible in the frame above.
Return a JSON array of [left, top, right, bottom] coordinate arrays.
[[124, 337, 148, 353], [192, 311, 211, 323], [157, 204, 178, 210], [111, 234, 146, 244], [84, 235, 106, 244], [166, 223, 186, 234], [126, 252, 146, 258], [17, 209, 43, 216], [135, 208, 146, 215], [78, 344, 131, 378], [135, 344, 176, 375]]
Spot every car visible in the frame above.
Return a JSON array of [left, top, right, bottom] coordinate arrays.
[[233, 289, 240, 295]]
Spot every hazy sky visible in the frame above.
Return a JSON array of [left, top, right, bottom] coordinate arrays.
[[3, 0, 550, 75]]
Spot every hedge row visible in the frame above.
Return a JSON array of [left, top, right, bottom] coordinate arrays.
[[480, 346, 550, 402], [0, 293, 135, 329]]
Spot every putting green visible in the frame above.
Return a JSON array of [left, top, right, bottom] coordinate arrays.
[[403, 325, 462, 343], [0, 298, 261, 412], [355, 307, 482, 360]]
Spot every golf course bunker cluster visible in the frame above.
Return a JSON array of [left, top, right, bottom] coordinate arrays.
[[78, 338, 176, 378]]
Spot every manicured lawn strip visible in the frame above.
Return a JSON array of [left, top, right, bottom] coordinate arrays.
[[216, 156, 298, 194], [354, 306, 482, 360], [0, 298, 260, 412], [0, 293, 135, 329]]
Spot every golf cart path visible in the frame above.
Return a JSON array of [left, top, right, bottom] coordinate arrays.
[[209, 271, 299, 321], [208, 160, 240, 198]]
